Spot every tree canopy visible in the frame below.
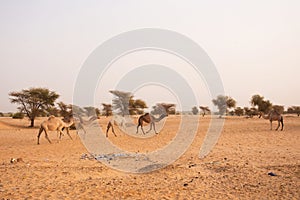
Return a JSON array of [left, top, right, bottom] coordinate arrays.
[[212, 95, 236, 116], [272, 105, 284, 114], [129, 97, 148, 115], [199, 106, 210, 116], [250, 94, 272, 113], [102, 103, 113, 117], [9, 87, 59, 127], [287, 106, 300, 116], [192, 106, 199, 115], [110, 90, 147, 115], [110, 90, 132, 116]]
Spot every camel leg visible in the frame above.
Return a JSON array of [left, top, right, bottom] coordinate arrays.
[[65, 128, 73, 140], [58, 129, 65, 142], [37, 127, 43, 145], [136, 125, 145, 134], [141, 126, 146, 134], [106, 124, 110, 137], [280, 117, 284, 131], [111, 125, 117, 137], [44, 129, 52, 144], [79, 124, 86, 134], [153, 123, 158, 134], [146, 123, 153, 133], [136, 122, 145, 134], [275, 120, 280, 131], [270, 121, 272, 130], [106, 121, 117, 137]]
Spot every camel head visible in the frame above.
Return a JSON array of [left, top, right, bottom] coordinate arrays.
[[258, 112, 262, 118]]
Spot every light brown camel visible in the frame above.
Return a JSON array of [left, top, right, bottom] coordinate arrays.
[[136, 113, 168, 134], [37, 115, 74, 144], [75, 115, 99, 134], [259, 110, 284, 131]]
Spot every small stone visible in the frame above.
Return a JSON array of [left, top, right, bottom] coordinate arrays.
[[268, 172, 277, 176]]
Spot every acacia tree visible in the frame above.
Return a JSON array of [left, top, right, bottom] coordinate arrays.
[[83, 106, 100, 117], [212, 95, 236, 117], [250, 94, 272, 113], [110, 90, 147, 115], [244, 107, 258, 117], [272, 105, 284, 114], [151, 103, 175, 115], [234, 107, 244, 116], [192, 106, 199, 115], [9, 88, 59, 127], [129, 97, 147, 115], [110, 90, 132, 116], [102, 103, 112, 117], [287, 106, 300, 116], [199, 106, 210, 117], [57, 101, 72, 118]]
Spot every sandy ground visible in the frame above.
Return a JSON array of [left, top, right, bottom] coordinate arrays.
[[0, 115, 299, 199]]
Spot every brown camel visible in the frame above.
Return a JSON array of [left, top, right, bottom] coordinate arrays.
[[199, 106, 210, 117], [136, 103, 175, 134], [136, 113, 167, 134], [106, 115, 126, 137], [259, 110, 284, 131], [37, 115, 75, 144], [106, 119, 117, 137]]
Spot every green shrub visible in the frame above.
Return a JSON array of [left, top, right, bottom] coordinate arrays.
[[12, 112, 25, 119]]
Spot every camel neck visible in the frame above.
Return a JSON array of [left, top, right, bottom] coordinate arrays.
[[260, 112, 270, 119], [65, 120, 74, 127], [152, 114, 167, 122]]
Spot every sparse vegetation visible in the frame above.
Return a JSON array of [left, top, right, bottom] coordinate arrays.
[[102, 103, 113, 116], [199, 106, 210, 117], [212, 95, 236, 117], [272, 105, 284, 114], [129, 97, 147, 115], [287, 106, 300, 116], [9, 87, 59, 127], [244, 107, 258, 117], [12, 112, 24, 119], [250, 94, 272, 113], [234, 107, 244, 116], [192, 106, 199, 115]]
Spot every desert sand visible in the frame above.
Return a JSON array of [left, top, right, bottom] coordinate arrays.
[[0, 115, 299, 199]]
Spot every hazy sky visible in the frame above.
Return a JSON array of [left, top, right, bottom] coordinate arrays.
[[1, 0, 299, 112]]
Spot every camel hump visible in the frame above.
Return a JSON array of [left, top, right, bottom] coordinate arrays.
[[48, 115, 56, 120], [274, 110, 280, 115], [144, 113, 150, 116]]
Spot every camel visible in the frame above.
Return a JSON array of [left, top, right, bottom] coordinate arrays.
[[75, 115, 99, 134], [259, 110, 284, 131], [136, 113, 168, 134], [136, 103, 175, 134], [106, 119, 117, 137], [105, 115, 126, 137], [37, 115, 75, 144]]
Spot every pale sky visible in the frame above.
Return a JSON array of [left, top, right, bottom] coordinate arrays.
[[1, 0, 299, 112]]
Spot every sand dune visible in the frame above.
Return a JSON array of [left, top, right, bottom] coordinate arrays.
[[0, 116, 299, 199]]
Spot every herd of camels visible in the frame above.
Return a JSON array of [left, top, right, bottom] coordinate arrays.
[[37, 108, 284, 145]]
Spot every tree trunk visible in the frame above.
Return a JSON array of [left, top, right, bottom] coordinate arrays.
[[30, 118, 35, 127]]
